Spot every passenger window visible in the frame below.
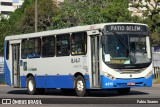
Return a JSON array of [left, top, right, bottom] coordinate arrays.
[[28, 38, 41, 58], [56, 34, 70, 56], [21, 39, 28, 59], [71, 32, 87, 55], [42, 36, 55, 57], [6, 41, 9, 60]]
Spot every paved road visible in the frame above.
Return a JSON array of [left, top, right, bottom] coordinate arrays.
[[0, 85, 159, 107], [0, 85, 159, 98]]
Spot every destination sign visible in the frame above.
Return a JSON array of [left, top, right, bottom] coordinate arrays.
[[105, 25, 147, 32]]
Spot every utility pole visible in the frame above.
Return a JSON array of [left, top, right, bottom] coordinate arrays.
[[35, 0, 38, 32]]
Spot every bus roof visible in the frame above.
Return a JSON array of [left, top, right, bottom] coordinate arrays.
[[5, 23, 147, 41]]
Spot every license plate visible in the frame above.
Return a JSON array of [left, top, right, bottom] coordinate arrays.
[[127, 82, 135, 86]]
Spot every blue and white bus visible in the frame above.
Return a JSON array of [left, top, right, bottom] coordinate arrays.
[[4, 23, 152, 96]]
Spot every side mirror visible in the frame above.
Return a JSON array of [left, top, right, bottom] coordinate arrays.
[[101, 36, 106, 45]]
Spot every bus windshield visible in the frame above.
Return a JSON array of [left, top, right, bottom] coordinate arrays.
[[102, 33, 152, 69]]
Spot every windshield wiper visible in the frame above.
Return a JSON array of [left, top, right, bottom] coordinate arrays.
[[112, 32, 129, 51], [112, 32, 136, 64]]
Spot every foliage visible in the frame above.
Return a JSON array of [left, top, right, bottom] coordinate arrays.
[[0, 0, 59, 54], [52, 0, 133, 29], [130, 0, 160, 46], [13, 0, 59, 33]]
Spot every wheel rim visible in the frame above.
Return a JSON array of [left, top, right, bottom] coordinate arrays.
[[28, 80, 34, 92], [76, 80, 84, 92]]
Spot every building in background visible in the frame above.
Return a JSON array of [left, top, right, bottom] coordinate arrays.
[[152, 47, 160, 79], [0, 0, 14, 18], [0, 0, 24, 18], [0, 56, 4, 83], [13, 0, 24, 11], [128, 0, 159, 17], [0, 56, 4, 73], [54, 0, 64, 7]]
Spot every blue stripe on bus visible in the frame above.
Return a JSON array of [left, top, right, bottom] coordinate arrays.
[[84, 75, 90, 89], [20, 74, 152, 89], [20, 75, 90, 89], [35, 75, 74, 88], [4, 41, 11, 86], [20, 76, 26, 88], [101, 75, 152, 88], [4, 61, 11, 86]]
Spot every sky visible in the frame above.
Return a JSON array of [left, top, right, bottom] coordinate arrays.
[[12, 0, 19, 3]]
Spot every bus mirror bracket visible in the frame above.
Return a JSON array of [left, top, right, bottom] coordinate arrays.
[[101, 36, 106, 45]]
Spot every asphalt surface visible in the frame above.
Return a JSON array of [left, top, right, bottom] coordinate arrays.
[[0, 85, 159, 107], [0, 85, 160, 98]]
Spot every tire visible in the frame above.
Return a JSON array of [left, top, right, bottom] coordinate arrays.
[[75, 75, 87, 97], [117, 88, 130, 95], [27, 76, 38, 95]]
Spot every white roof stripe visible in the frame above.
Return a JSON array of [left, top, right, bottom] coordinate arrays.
[[5, 23, 148, 41]]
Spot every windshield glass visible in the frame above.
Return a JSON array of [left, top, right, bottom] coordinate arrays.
[[103, 34, 151, 65]]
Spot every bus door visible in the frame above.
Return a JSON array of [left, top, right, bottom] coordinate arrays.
[[12, 44, 20, 87], [90, 35, 100, 88]]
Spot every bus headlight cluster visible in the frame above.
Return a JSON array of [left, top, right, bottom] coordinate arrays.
[[103, 72, 116, 80], [145, 72, 152, 79]]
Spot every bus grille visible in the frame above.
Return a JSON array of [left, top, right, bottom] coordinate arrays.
[[117, 68, 146, 74]]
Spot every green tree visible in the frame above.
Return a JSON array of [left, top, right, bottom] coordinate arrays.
[[52, 0, 133, 29], [17, 0, 59, 33], [0, 16, 9, 55], [130, 0, 160, 46], [0, 0, 59, 54]]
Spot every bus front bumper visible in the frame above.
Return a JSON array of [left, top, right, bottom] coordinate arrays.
[[100, 75, 152, 89]]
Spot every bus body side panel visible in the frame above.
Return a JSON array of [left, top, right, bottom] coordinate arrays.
[[20, 76, 26, 88], [19, 56, 91, 89], [4, 41, 11, 86], [35, 75, 74, 88], [20, 75, 90, 89], [4, 61, 11, 86], [84, 75, 90, 89]]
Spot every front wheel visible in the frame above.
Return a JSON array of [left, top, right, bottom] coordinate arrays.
[[117, 88, 130, 95], [75, 75, 87, 97]]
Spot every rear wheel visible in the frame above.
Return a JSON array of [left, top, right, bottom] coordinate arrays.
[[117, 88, 130, 95], [75, 75, 87, 97]]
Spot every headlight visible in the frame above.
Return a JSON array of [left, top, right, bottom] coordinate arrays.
[[103, 72, 116, 80], [145, 72, 152, 79]]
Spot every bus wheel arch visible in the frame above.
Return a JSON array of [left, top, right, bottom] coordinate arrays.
[[26, 74, 45, 95], [26, 73, 34, 79], [74, 73, 88, 96], [74, 72, 85, 88], [27, 75, 37, 95]]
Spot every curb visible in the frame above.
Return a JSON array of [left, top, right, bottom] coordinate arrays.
[[152, 84, 160, 87], [0, 84, 7, 86]]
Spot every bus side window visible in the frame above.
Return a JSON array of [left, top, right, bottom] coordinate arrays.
[[28, 38, 41, 58], [21, 39, 28, 59], [6, 41, 9, 60], [42, 36, 55, 57], [56, 34, 70, 56], [71, 32, 87, 55]]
